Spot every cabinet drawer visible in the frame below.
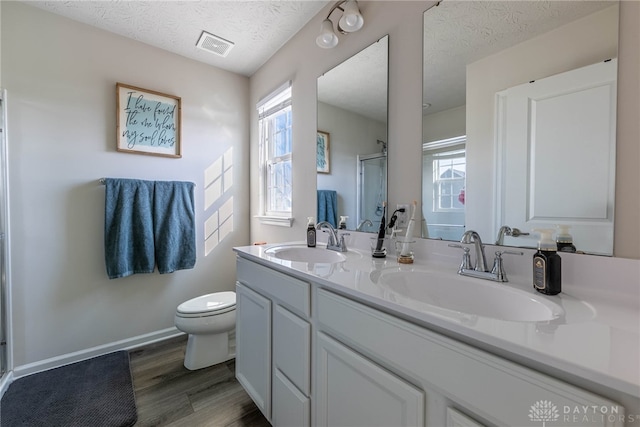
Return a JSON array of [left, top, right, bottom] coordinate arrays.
[[317, 288, 623, 427], [273, 304, 311, 395], [237, 257, 310, 317]]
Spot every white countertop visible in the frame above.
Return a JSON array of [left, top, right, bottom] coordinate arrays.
[[233, 236, 640, 399]]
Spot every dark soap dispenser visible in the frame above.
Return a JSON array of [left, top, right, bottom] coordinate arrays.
[[532, 229, 561, 295], [556, 224, 577, 253], [306, 217, 316, 248]]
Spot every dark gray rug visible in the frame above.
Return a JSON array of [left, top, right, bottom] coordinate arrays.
[[1, 351, 137, 427]]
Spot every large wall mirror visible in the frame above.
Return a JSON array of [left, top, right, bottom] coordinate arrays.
[[317, 35, 389, 233], [422, 1, 619, 256]]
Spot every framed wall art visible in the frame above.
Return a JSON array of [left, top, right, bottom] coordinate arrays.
[[317, 130, 330, 173], [116, 83, 182, 158]]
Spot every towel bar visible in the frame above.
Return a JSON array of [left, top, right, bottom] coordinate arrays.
[[99, 178, 195, 186]]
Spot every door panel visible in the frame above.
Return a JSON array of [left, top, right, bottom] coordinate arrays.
[[496, 59, 617, 255]]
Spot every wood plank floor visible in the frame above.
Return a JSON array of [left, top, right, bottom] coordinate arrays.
[[129, 335, 271, 427]]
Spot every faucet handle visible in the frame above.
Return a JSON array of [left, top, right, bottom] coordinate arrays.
[[496, 250, 524, 257], [490, 250, 524, 282], [510, 228, 530, 237], [338, 233, 350, 251], [448, 244, 472, 271]]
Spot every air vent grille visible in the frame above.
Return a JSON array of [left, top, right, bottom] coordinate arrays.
[[196, 31, 234, 57]]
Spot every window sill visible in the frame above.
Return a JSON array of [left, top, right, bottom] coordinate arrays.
[[255, 215, 294, 227]]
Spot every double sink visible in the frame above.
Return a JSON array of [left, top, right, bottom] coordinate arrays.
[[263, 244, 576, 323]]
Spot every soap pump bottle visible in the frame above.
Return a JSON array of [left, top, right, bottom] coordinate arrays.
[[556, 224, 576, 253], [307, 217, 316, 248], [532, 229, 561, 295]]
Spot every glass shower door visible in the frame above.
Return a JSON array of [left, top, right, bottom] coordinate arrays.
[[357, 153, 387, 233]]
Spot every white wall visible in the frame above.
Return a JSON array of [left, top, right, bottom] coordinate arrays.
[[317, 102, 385, 230], [422, 105, 466, 144], [615, 1, 640, 259], [250, 1, 431, 245], [2, 2, 250, 369], [465, 5, 619, 248], [2, 0, 638, 372], [250, 1, 638, 260]]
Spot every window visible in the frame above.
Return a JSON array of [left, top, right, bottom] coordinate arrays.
[[422, 136, 466, 213], [432, 149, 466, 211], [257, 82, 292, 225]]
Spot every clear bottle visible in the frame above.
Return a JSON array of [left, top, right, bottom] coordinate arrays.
[[556, 224, 576, 253], [306, 217, 316, 248], [532, 229, 561, 295]]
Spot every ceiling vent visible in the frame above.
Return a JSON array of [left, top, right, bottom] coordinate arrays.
[[196, 31, 234, 57]]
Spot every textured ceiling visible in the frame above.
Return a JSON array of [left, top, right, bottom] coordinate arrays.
[[21, 1, 617, 120], [318, 35, 388, 123], [25, 0, 331, 77], [423, 1, 616, 115]]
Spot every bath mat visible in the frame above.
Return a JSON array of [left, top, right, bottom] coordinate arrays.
[[0, 350, 137, 427]]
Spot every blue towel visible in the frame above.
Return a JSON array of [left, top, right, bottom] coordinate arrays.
[[153, 181, 196, 274], [104, 178, 156, 279], [317, 190, 338, 228]]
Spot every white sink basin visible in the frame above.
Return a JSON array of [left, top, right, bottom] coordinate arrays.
[[378, 271, 564, 322], [264, 245, 348, 263]]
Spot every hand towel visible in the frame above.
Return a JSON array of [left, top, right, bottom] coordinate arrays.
[[317, 190, 338, 228], [104, 178, 155, 279], [153, 181, 196, 274]]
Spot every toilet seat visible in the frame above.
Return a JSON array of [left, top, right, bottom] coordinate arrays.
[[176, 291, 236, 318]]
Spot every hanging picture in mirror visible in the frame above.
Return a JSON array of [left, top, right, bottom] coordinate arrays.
[[317, 131, 330, 174]]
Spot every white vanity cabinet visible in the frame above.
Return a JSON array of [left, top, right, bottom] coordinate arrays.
[[235, 253, 627, 427], [235, 257, 311, 426], [316, 288, 624, 427]]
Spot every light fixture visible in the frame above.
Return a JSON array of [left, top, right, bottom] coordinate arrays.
[[316, 18, 339, 49], [316, 0, 364, 49]]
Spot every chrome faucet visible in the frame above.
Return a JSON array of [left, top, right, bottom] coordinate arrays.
[[316, 221, 348, 252], [449, 230, 523, 282], [460, 230, 488, 272], [356, 219, 373, 231], [495, 225, 530, 245]]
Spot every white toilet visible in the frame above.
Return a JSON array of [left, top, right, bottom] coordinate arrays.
[[174, 291, 236, 370]]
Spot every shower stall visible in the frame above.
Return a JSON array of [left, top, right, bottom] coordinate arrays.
[[356, 152, 387, 233]]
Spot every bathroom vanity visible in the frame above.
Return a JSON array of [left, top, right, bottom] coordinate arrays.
[[233, 236, 639, 427]]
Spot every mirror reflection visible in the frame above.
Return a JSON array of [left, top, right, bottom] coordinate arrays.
[[422, 1, 619, 255], [317, 35, 389, 233]]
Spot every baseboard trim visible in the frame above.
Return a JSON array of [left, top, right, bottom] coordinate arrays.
[[0, 370, 14, 400], [13, 327, 184, 379]]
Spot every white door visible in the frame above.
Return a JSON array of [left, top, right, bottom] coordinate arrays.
[[235, 282, 272, 420], [315, 332, 425, 427], [495, 59, 616, 255]]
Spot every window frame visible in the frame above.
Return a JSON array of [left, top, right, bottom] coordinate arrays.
[[423, 136, 466, 214], [256, 81, 293, 226]]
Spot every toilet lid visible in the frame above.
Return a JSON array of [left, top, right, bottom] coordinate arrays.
[[177, 291, 236, 315]]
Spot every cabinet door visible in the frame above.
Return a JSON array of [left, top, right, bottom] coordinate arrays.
[[315, 332, 425, 427], [235, 282, 272, 420], [273, 369, 310, 427], [273, 304, 310, 395], [447, 407, 486, 427]]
